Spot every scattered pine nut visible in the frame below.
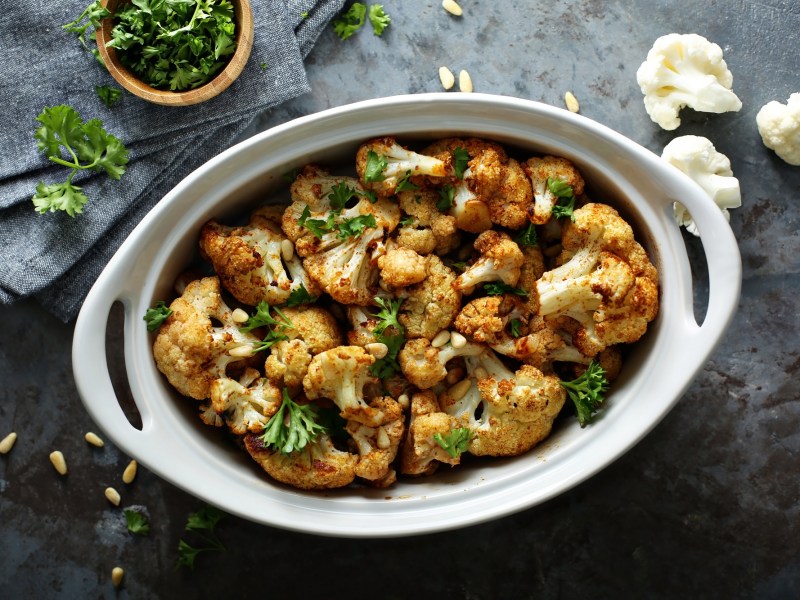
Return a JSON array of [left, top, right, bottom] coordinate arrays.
[[449, 378, 472, 401], [122, 460, 138, 484], [228, 345, 256, 358], [431, 330, 451, 348], [450, 331, 467, 349], [438, 66, 455, 90], [446, 366, 465, 385], [564, 91, 580, 113], [105, 486, 121, 506], [365, 342, 389, 359], [0, 432, 17, 454], [442, 0, 463, 16], [84, 432, 105, 448], [49, 451, 68, 475], [397, 394, 410, 410], [280, 239, 295, 262], [111, 566, 125, 588], [458, 70, 473, 93], [474, 366, 489, 380], [231, 308, 250, 324]]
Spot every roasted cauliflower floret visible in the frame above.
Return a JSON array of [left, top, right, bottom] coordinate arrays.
[[535, 203, 659, 356], [395, 188, 461, 255], [523, 156, 586, 225], [152, 276, 261, 400], [398, 255, 462, 339], [208, 368, 282, 434], [356, 136, 448, 198], [454, 294, 530, 346], [377, 244, 428, 289], [453, 230, 525, 293], [439, 350, 566, 456], [303, 346, 385, 426], [346, 396, 405, 487], [243, 431, 358, 490], [400, 390, 463, 476], [199, 206, 320, 307], [398, 337, 484, 389]]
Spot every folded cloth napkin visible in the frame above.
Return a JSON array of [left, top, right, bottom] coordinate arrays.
[[0, 0, 344, 322]]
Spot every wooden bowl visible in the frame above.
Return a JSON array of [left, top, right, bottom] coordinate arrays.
[[96, 0, 254, 106]]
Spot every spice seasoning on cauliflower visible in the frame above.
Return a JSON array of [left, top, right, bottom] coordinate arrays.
[[147, 136, 660, 492]]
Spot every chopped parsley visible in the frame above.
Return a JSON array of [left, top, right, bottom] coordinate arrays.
[[452, 147, 470, 179], [434, 427, 472, 458], [143, 301, 173, 331]]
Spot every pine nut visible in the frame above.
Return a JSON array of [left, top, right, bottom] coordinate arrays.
[[365, 342, 389, 359], [49, 451, 68, 475], [564, 91, 580, 113], [431, 330, 451, 348], [397, 394, 410, 410], [231, 308, 249, 323], [228, 345, 256, 358], [105, 486, 121, 506], [458, 70, 473, 93], [442, 0, 463, 16], [474, 366, 489, 380], [122, 460, 138, 484], [376, 426, 391, 449], [438, 66, 455, 90], [84, 432, 104, 448], [449, 378, 472, 401], [446, 366, 465, 385], [280, 239, 295, 262], [0, 432, 17, 454], [450, 331, 467, 348], [111, 566, 125, 588]]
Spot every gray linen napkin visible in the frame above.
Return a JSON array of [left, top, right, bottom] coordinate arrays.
[[0, 0, 345, 322]]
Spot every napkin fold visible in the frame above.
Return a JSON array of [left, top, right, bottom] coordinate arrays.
[[0, 0, 345, 322]]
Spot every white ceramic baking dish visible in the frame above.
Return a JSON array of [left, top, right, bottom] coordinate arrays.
[[72, 93, 741, 537]]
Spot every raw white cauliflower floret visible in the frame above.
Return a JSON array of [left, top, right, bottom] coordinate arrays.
[[661, 135, 741, 236], [756, 93, 800, 166], [636, 33, 742, 130]]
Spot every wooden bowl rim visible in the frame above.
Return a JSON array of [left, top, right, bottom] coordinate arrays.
[[95, 0, 254, 106]]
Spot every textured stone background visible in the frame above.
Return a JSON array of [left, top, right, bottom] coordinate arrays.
[[2, 0, 799, 597]]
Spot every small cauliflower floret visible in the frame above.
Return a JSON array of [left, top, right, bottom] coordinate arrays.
[[345, 305, 380, 346], [208, 368, 282, 434], [243, 432, 357, 490], [264, 340, 311, 389], [454, 294, 530, 345], [490, 316, 590, 372], [439, 350, 566, 457], [199, 206, 321, 306], [398, 337, 484, 389], [303, 346, 385, 426], [152, 276, 262, 400], [400, 390, 463, 476], [346, 397, 405, 487], [396, 188, 461, 255], [398, 255, 462, 339], [535, 203, 659, 357], [636, 33, 742, 131], [424, 137, 531, 232], [756, 93, 800, 166], [523, 156, 586, 225], [377, 244, 427, 288], [356, 137, 448, 198], [661, 135, 742, 237], [453, 230, 524, 292]]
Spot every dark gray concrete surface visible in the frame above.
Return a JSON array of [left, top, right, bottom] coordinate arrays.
[[2, 1, 799, 597]]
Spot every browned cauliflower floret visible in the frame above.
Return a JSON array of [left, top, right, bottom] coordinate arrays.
[[199, 206, 321, 307], [395, 188, 461, 255], [303, 346, 386, 426], [523, 156, 586, 225], [454, 294, 530, 345], [243, 432, 358, 490], [400, 390, 463, 476], [377, 244, 427, 289], [356, 137, 448, 198], [152, 276, 261, 400], [208, 368, 282, 434], [439, 350, 566, 456], [423, 137, 532, 232], [398, 337, 484, 389], [346, 396, 405, 487], [345, 305, 380, 346], [535, 203, 659, 356], [453, 230, 525, 293], [398, 255, 462, 339]]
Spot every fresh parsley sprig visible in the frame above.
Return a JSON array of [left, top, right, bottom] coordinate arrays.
[[123, 508, 150, 536], [514, 222, 538, 247], [548, 178, 578, 220], [483, 282, 529, 297], [364, 150, 388, 182], [333, 3, 391, 39], [369, 298, 405, 379], [63, 0, 110, 54], [285, 285, 317, 308], [452, 147, 470, 179], [32, 105, 129, 217], [368, 4, 391, 36], [561, 360, 610, 427], [176, 505, 227, 569], [240, 301, 293, 352], [434, 427, 472, 458], [436, 184, 455, 211], [144, 301, 173, 331], [261, 389, 327, 454]]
